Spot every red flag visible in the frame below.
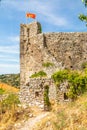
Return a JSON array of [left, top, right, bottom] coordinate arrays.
[[26, 13, 36, 19]]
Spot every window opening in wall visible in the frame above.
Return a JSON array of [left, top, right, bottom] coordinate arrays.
[[70, 66, 73, 69], [64, 93, 68, 100], [35, 91, 39, 97], [69, 56, 71, 59]]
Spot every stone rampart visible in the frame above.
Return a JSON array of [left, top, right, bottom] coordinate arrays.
[[20, 21, 87, 106]]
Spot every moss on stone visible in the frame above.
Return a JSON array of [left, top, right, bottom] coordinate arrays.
[[42, 62, 54, 67], [30, 71, 47, 78]]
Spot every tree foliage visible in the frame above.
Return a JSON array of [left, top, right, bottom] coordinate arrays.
[[79, 0, 87, 25], [0, 74, 20, 88]]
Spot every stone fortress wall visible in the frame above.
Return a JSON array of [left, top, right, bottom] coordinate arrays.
[[20, 21, 87, 107]]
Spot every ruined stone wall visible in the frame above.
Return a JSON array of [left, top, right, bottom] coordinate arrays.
[[20, 22, 87, 86], [19, 78, 56, 108], [20, 21, 87, 105], [44, 32, 87, 70]]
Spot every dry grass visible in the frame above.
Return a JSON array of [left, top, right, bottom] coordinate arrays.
[[0, 84, 87, 130], [0, 82, 19, 93], [32, 92, 87, 130], [0, 105, 31, 130], [0, 83, 21, 130]]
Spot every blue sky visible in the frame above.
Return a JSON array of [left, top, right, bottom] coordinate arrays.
[[0, 0, 87, 74]]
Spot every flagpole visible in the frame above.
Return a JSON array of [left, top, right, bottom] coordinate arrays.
[[26, 17, 28, 24], [26, 12, 28, 24]]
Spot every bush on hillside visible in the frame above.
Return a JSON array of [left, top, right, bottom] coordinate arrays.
[[0, 74, 20, 88]]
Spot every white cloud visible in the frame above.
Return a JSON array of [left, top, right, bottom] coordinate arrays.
[[0, 64, 19, 68], [0, 36, 19, 44], [0, 58, 19, 63], [0, 44, 19, 74], [0, 63, 19, 74], [2, 0, 69, 27], [0, 45, 19, 54], [8, 36, 19, 43], [39, 12, 68, 27]]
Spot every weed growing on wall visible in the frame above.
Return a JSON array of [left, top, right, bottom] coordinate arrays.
[[42, 62, 54, 67], [38, 24, 42, 33], [30, 71, 47, 78]]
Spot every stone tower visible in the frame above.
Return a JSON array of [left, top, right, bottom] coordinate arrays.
[[20, 21, 42, 86]]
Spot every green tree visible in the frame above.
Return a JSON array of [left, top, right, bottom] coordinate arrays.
[[79, 0, 87, 25]]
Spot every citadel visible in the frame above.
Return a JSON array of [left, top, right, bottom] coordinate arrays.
[[19, 21, 87, 108]]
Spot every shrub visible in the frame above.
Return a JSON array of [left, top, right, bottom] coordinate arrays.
[[2, 93, 20, 111], [52, 70, 87, 100], [0, 88, 5, 95], [52, 69, 69, 83], [30, 71, 47, 78]]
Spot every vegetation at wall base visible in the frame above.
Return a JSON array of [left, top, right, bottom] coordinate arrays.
[[44, 85, 51, 111], [30, 71, 47, 78], [52, 69, 87, 100]]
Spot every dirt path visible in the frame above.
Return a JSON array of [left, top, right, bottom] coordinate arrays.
[[15, 111, 49, 130]]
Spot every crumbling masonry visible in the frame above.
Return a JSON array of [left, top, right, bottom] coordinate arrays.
[[19, 21, 87, 107]]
